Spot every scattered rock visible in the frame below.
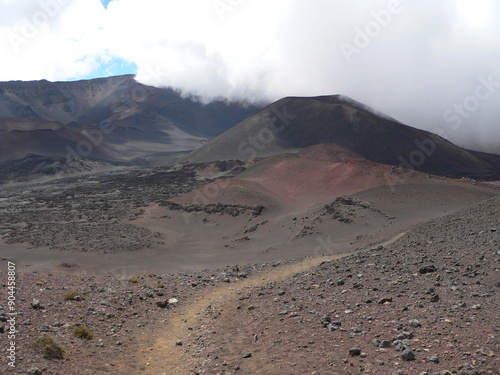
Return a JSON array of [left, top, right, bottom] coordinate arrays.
[[429, 356, 440, 363], [242, 352, 252, 358], [320, 315, 331, 327], [349, 348, 361, 356], [409, 319, 421, 328], [401, 349, 416, 361], [419, 265, 437, 274], [378, 297, 393, 304], [28, 368, 43, 375], [430, 294, 440, 302], [156, 300, 170, 309], [380, 340, 391, 348], [31, 299, 43, 309], [395, 342, 406, 351]]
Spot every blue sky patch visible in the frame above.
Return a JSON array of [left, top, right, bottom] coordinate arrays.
[[85, 57, 137, 80]]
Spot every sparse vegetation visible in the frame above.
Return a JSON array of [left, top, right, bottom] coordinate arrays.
[[35, 281, 45, 286], [32, 337, 65, 359], [157, 283, 165, 288], [64, 290, 82, 301], [73, 326, 94, 340], [128, 277, 139, 283]]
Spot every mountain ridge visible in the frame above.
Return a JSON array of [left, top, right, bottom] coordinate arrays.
[[186, 94, 500, 180], [0, 75, 262, 164]]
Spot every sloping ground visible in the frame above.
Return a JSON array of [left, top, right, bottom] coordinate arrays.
[[0, 75, 261, 164], [129, 148, 498, 273], [0, 118, 112, 162], [3, 196, 498, 375], [177, 144, 494, 209], [2, 144, 498, 273], [0, 154, 121, 184], [186, 95, 500, 180], [169, 196, 500, 375]]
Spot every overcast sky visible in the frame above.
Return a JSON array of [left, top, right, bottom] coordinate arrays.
[[0, 0, 499, 151]]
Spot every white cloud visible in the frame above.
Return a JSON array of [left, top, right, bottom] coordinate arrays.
[[0, 0, 499, 151]]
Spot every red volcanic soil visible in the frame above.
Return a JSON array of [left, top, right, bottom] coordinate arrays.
[[176, 144, 487, 209]]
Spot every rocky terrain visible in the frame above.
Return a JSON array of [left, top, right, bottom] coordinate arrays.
[[0, 88, 498, 374], [1, 195, 498, 375], [0, 258, 285, 374], [0, 165, 212, 254], [180, 196, 499, 375]]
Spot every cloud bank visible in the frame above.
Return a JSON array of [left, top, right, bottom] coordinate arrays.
[[0, 0, 499, 151]]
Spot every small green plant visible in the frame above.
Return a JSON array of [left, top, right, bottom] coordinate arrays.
[[157, 283, 165, 288], [128, 277, 139, 283], [64, 291, 82, 301], [32, 337, 65, 359], [35, 281, 45, 286], [73, 326, 94, 340]]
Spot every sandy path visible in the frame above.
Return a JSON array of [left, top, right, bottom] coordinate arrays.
[[133, 228, 410, 374], [133, 230, 410, 374], [136, 253, 353, 374]]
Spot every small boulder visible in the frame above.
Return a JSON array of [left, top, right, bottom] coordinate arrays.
[[349, 348, 362, 356], [378, 297, 393, 304], [428, 356, 440, 363], [156, 300, 170, 309], [28, 368, 43, 375], [419, 265, 437, 274], [31, 299, 43, 309], [401, 349, 416, 361], [409, 319, 421, 328]]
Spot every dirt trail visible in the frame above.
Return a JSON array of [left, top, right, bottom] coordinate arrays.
[[136, 231, 408, 374], [377, 231, 407, 248], [137, 253, 353, 374]]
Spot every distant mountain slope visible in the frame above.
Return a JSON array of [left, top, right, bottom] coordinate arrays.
[[186, 95, 500, 179], [0, 75, 261, 164], [0, 154, 120, 184]]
